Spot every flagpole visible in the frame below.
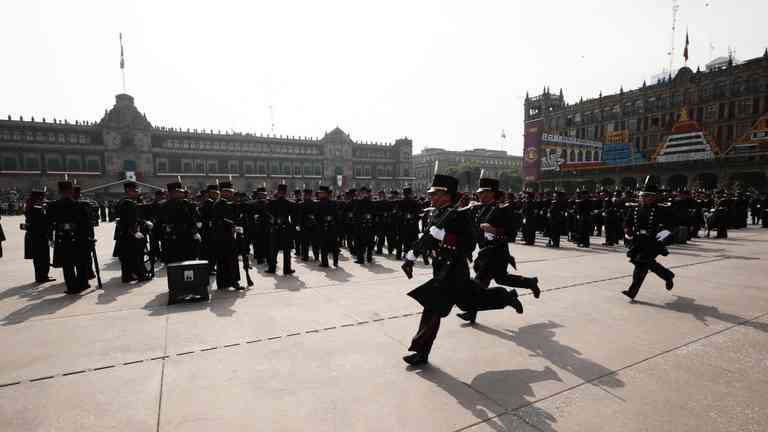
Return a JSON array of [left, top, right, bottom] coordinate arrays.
[[120, 33, 127, 93]]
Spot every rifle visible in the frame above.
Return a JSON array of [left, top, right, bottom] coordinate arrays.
[[91, 239, 103, 290], [242, 250, 254, 287]]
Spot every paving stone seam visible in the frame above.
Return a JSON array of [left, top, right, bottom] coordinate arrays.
[[0, 258, 735, 389], [454, 310, 768, 432]]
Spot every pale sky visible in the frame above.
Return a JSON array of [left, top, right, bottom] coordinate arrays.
[[1, 0, 766, 156]]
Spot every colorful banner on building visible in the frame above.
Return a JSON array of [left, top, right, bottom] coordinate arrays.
[[727, 113, 768, 156], [522, 118, 544, 181]]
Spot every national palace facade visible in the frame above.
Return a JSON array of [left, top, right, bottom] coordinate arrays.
[[0, 93, 415, 195]]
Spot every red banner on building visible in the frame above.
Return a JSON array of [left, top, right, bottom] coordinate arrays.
[[522, 118, 544, 182]]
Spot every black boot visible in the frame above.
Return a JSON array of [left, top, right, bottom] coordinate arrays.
[[402, 352, 429, 366], [666, 276, 674, 291], [621, 290, 636, 301], [530, 277, 541, 299], [456, 311, 477, 324], [508, 289, 524, 314]]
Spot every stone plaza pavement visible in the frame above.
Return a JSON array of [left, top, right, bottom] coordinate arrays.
[[0, 216, 766, 431]]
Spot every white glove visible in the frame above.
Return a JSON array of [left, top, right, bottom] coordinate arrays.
[[656, 230, 672, 242], [134, 232, 145, 240], [405, 250, 417, 262], [235, 226, 244, 234], [193, 233, 202, 241], [144, 221, 154, 230], [484, 232, 496, 240], [429, 226, 446, 241], [296, 226, 301, 232], [49, 240, 54, 248], [196, 222, 203, 228]]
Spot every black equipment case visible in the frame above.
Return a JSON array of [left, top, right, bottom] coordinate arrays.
[[166, 260, 210, 305]]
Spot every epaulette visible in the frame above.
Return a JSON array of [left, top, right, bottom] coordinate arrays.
[[625, 202, 640, 207]]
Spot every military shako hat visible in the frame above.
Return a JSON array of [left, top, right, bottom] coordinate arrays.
[[277, 184, 288, 193], [58, 181, 73, 192], [476, 177, 499, 193], [123, 181, 136, 191], [639, 176, 658, 195], [390, 190, 400, 195], [359, 186, 371, 193], [166, 181, 184, 191], [303, 188, 313, 194], [206, 184, 219, 191], [219, 181, 234, 191], [428, 174, 458, 195], [403, 187, 413, 195], [318, 185, 331, 193]]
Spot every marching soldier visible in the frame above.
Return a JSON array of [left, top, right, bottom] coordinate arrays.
[[621, 179, 675, 301], [353, 187, 376, 264], [602, 194, 621, 246], [212, 181, 244, 290], [146, 190, 166, 264], [316, 185, 340, 267], [47, 180, 91, 294], [116, 182, 152, 283], [401, 174, 524, 366], [267, 184, 295, 275], [160, 182, 200, 264], [456, 177, 539, 324], [386, 190, 401, 256], [373, 190, 390, 255], [23, 187, 55, 283], [341, 189, 357, 252]]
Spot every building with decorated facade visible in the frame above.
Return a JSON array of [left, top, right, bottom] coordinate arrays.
[[522, 49, 768, 192], [0, 93, 415, 196]]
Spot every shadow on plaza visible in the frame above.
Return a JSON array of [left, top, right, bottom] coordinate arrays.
[[0, 282, 82, 325], [414, 365, 563, 432], [467, 321, 625, 390], [633, 295, 768, 332]]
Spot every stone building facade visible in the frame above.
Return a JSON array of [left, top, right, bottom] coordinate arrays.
[[413, 147, 522, 192], [523, 50, 768, 191], [0, 94, 415, 195]]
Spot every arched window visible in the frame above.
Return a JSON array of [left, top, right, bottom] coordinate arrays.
[[569, 150, 576, 162], [577, 151, 583, 162], [585, 151, 592, 162], [560, 149, 567, 161]]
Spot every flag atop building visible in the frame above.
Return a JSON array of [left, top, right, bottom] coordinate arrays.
[[683, 29, 689, 64], [119, 33, 125, 69]]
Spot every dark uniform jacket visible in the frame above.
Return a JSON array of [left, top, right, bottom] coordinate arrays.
[[47, 197, 91, 268], [625, 203, 672, 263], [24, 203, 51, 260]]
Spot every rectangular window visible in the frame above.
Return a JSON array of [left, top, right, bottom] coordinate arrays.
[[244, 162, 255, 175], [207, 161, 217, 173], [156, 159, 168, 173]]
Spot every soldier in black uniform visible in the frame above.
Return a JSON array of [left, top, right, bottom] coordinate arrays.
[[249, 187, 270, 264], [761, 193, 768, 228], [373, 190, 389, 255], [160, 182, 200, 264], [146, 190, 166, 264], [401, 175, 524, 366], [341, 189, 357, 252], [521, 191, 537, 245], [574, 190, 592, 248], [115, 182, 151, 283], [23, 187, 55, 283], [199, 184, 219, 273], [602, 194, 621, 246], [396, 187, 421, 261], [546, 191, 566, 248], [353, 187, 376, 264], [212, 181, 244, 290], [47, 180, 91, 293], [621, 180, 675, 301], [267, 184, 295, 275], [298, 188, 319, 261], [456, 177, 540, 324], [315, 186, 340, 267]]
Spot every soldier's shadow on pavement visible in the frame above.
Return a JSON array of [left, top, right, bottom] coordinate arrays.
[[318, 266, 352, 283], [414, 365, 562, 432], [1, 283, 81, 325], [360, 262, 396, 274], [468, 321, 625, 389], [273, 275, 307, 291], [96, 276, 153, 305], [632, 296, 768, 332]]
